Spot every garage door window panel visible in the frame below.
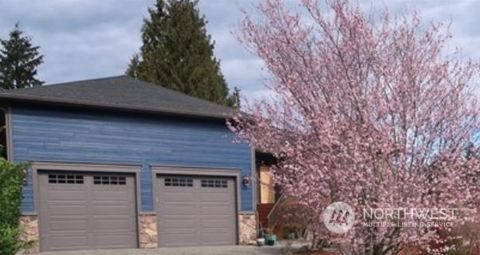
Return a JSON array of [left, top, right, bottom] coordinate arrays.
[[93, 175, 126, 185], [164, 177, 193, 187], [201, 179, 228, 188], [48, 174, 84, 184]]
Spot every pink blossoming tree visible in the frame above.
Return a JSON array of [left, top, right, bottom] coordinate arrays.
[[230, 0, 480, 254]]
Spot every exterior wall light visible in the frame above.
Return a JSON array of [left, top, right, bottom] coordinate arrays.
[[242, 175, 251, 187]]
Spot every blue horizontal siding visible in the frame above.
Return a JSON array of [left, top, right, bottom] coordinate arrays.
[[140, 164, 154, 212], [12, 105, 253, 213]]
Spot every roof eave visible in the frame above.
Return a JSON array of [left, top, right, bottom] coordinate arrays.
[[0, 94, 235, 120]]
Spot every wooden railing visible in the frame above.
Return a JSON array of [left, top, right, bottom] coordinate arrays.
[[266, 193, 286, 228]]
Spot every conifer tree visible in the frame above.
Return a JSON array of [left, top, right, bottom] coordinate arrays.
[[127, 0, 240, 108], [0, 24, 44, 89]]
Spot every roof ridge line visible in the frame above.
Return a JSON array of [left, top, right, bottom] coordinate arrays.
[[42, 75, 127, 87]]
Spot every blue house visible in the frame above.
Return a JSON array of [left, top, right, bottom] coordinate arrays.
[[0, 76, 257, 251]]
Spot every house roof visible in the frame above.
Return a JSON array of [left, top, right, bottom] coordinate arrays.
[[0, 75, 238, 119]]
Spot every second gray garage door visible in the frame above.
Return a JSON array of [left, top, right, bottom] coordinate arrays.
[[38, 172, 137, 251], [156, 175, 237, 246]]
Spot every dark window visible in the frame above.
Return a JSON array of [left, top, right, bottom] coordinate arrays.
[[164, 177, 193, 187], [93, 175, 126, 185], [201, 179, 228, 188], [48, 174, 83, 184]]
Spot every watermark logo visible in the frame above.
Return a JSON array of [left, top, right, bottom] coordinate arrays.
[[322, 203, 476, 233], [322, 201, 355, 234]]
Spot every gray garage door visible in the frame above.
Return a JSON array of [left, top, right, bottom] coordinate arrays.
[[156, 175, 237, 246], [38, 172, 137, 252]]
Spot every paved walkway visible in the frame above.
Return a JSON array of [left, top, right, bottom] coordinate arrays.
[[40, 245, 291, 255]]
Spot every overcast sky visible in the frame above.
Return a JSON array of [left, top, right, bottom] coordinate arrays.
[[0, 0, 479, 100]]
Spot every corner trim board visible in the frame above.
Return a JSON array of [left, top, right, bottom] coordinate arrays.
[[251, 146, 257, 211], [5, 106, 13, 162]]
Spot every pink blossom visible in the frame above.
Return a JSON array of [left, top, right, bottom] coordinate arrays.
[[231, 0, 480, 254]]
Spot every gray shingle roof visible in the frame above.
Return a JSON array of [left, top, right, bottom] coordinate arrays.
[[0, 75, 237, 119]]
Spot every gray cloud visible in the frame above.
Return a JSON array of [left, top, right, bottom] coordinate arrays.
[[0, 0, 478, 100], [0, 0, 153, 84]]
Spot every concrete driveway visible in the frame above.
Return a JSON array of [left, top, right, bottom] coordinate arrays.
[[39, 245, 291, 255]]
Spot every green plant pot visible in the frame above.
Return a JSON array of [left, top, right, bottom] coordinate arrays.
[[266, 234, 277, 246]]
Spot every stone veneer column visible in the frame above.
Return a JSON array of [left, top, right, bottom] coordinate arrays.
[[238, 213, 257, 245], [139, 214, 158, 248], [19, 215, 40, 253]]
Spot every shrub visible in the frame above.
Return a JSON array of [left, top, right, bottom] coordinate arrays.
[[0, 159, 25, 225], [0, 226, 29, 255], [0, 158, 29, 255], [446, 223, 480, 255]]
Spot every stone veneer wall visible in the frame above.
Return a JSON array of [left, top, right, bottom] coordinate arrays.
[[19, 215, 40, 253], [139, 214, 158, 248], [238, 213, 257, 245]]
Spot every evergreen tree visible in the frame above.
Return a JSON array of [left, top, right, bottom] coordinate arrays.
[[226, 87, 240, 109], [0, 23, 44, 89], [127, 0, 240, 108]]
